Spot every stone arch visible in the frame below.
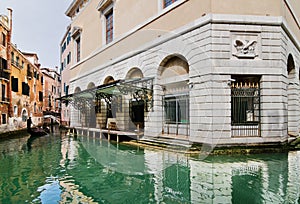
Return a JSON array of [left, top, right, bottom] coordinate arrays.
[[125, 68, 144, 130], [85, 82, 96, 128], [125, 68, 143, 79], [158, 54, 189, 78], [74, 87, 81, 93], [72, 86, 82, 128], [87, 82, 95, 89], [287, 54, 295, 76], [157, 54, 190, 136], [287, 53, 298, 136], [103, 76, 115, 84]]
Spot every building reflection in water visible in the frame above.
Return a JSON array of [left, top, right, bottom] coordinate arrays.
[[59, 133, 96, 203], [74, 134, 300, 203], [0, 134, 299, 203]]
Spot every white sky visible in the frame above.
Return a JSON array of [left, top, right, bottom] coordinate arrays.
[[0, 0, 71, 69]]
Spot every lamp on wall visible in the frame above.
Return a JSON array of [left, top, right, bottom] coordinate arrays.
[[227, 79, 236, 86], [187, 81, 194, 89]]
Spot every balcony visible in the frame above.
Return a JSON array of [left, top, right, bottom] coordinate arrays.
[[0, 58, 10, 79], [0, 97, 10, 104], [0, 70, 10, 81], [11, 59, 23, 69]]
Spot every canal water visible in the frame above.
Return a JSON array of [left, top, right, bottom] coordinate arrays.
[[0, 131, 300, 204]]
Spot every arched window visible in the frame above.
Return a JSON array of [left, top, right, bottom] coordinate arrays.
[[74, 87, 81, 93], [160, 56, 189, 78], [87, 82, 95, 89], [103, 76, 115, 84], [21, 109, 28, 122], [160, 55, 189, 135], [287, 54, 295, 75], [34, 102, 37, 113], [48, 95, 52, 108], [125, 68, 143, 79], [13, 105, 18, 117]]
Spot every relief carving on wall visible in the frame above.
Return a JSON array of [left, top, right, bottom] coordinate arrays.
[[232, 33, 260, 59]]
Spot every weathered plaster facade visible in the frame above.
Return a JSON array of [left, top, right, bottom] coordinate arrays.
[[10, 49, 44, 128], [41, 67, 61, 113], [0, 14, 11, 131]]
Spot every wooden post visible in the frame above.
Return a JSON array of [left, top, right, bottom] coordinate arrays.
[[108, 129, 110, 141], [117, 134, 119, 143]]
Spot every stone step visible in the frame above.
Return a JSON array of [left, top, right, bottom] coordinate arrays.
[[139, 137, 192, 149]]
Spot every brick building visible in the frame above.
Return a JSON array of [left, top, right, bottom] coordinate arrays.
[[0, 14, 11, 131]]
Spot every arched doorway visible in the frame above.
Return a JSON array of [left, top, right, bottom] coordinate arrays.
[[159, 55, 189, 136], [287, 54, 298, 136], [126, 68, 145, 129], [96, 76, 116, 128], [103, 76, 115, 119], [86, 82, 96, 128], [73, 87, 82, 127]]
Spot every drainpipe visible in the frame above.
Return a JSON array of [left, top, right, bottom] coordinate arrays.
[[7, 8, 13, 118]]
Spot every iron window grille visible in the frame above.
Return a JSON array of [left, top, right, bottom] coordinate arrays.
[[231, 79, 260, 137]]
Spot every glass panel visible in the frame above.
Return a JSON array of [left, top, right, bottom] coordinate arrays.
[[178, 98, 189, 124], [164, 95, 189, 124], [165, 98, 176, 124], [164, 0, 177, 8], [106, 11, 113, 43]]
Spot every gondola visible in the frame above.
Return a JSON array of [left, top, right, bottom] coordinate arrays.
[[26, 127, 49, 150], [28, 127, 49, 138]]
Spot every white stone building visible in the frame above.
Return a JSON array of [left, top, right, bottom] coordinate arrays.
[[60, 0, 300, 146]]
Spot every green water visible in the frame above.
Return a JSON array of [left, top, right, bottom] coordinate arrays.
[[0, 131, 300, 204]]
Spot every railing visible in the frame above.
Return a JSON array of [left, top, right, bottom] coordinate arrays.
[[0, 97, 10, 103], [0, 71, 9, 80], [43, 111, 61, 118], [231, 81, 260, 137], [11, 60, 23, 69], [231, 123, 260, 137]]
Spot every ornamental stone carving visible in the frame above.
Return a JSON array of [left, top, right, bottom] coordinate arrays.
[[231, 32, 260, 59]]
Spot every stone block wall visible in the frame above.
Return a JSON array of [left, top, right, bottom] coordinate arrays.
[[68, 14, 300, 145]]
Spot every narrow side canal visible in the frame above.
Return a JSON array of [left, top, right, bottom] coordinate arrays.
[[0, 130, 299, 203]]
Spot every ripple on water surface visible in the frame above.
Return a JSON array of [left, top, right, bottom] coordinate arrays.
[[0, 133, 300, 203]]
